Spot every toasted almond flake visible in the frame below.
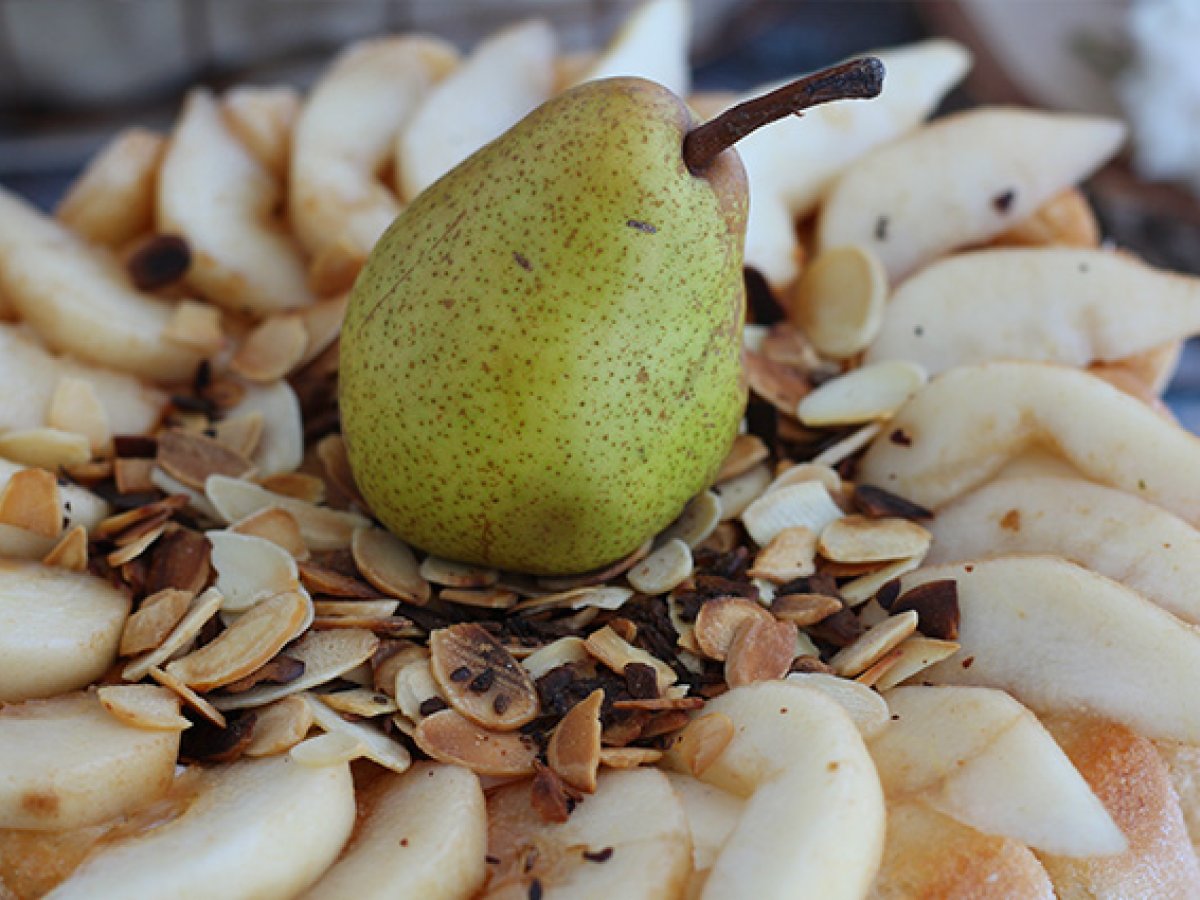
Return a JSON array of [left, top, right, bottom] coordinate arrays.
[[692, 596, 775, 662], [118, 588, 193, 657], [230, 506, 308, 559], [225, 380, 304, 478], [853, 647, 904, 688], [297, 294, 348, 367], [350, 526, 430, 604], [743, 349, 810, 414], [258, 473, 326, 503], [157, 428, 255, 492], [439, 587, 518, 609], [792, 244, 888, 359], [302, 692, 411, 774], [97, 684, 191, 731], [547, 688, 604, 793], [714, 462, 772, 522], [211, 413, 264, 459], [122, 587, 224, 681], [313, 599, 399, 618], [0, 467, 61, 538], [289, 730, 362, 767], [627, 539, 693, 595], [521, 637, 591, 680], [611, 697, 704, 712], [245, 696, 313, 757], [715, 434, 769, 483], [419, 556, 499, 588], [668, 712, 734, 777], [748, 526, 818, 583], [310, 615, 417, 638], [798, 361, 927, 427], [145, 526, 211, 597], [393, 658, 443, 722], [725, 616, 797, 688], [667, 594, 703, 655], [113, 457, 157, 494], [150, 467, 221, 521], [61, 459, 113, 484], [839, 555, 926, 607], [221, 652, 307, 694], [0, 428, 91, 469], [766, 462, 844, 498], [107, 503, 174, 545], [309, 240, 362, 299], [149, 665, 226, 727], [742, 480, 843, 548], [413, 708, 537, 776], [106, 520, 166, 566], [852, 484, 932, 521], [695, 521, 738, 554], [207, 474, 368, 550], [163, 299, 224, 354], [658, 490, 722, 549], [818, 515, 932, 563], [818, 559, 891, 578], [585, 625, 677, 692], [230, 315, 309, 383], [319, 688, 398, 718], [207, 529, 299, 612], [42, 524, 88, 572], [165, 589, 309, 691], [47, 375, 112, 454], [599, 746, 663, 768], [770, 592, 843, 626], [429, 623, 539, 731], [537, 540, 652, 591], [811, 421, 884, 468], [316, 433, 366, 509], [830, 610, 919, 677], [510, 585, 634, 614], [298, 560, 379, 598], [874, 636, 961, 691]]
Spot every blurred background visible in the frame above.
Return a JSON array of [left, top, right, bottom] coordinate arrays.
[[2, 0, 1199, 417]]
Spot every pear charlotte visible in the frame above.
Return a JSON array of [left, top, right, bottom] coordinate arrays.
[[5, 1, 1200, 898]]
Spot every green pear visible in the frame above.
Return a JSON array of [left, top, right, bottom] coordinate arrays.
[[340, 62, 883, 574]]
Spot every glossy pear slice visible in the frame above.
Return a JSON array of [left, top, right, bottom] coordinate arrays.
[[663, 771, 744, 878], [818, 108, 1125, 281], [0, 693, 178, 830], [907, 557, 1200, 743], [572, 0, 691, 97], [397, 20, 556, 200], [307, 763, 486, 900], [857, 362, 1200, 517], [928, 475, 1200, 625], [871, 686, 1124, 856], [867, 248, 1200, 373], [48, 756, 355, 900]]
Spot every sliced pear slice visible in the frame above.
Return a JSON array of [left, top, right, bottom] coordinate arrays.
[[928, 475, 1200, 625], [572, 0, 691, 97], [867, 248, 1200, 373], [818, 108, 1125, 281], [0, 560, 130, 702], [857, 361, 1200, 517], [47, 756, 354, 900], [398, 20, 557, 201], [908, 557, 1200, 743], [0, 188, 203, 382], [871, 686, 1124, 856], [0, 693, 177, 830], [307, 763, 485, 900]]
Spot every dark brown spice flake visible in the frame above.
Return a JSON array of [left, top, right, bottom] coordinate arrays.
[[582, 847, 614, 863], [892, 579, 960, 640], [853, 484, 932, 521]]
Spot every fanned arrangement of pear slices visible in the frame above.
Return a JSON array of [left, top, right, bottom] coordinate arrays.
[[10, 0, 1200, 897]]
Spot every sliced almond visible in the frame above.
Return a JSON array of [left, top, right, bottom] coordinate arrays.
[[715, 434, 770, 483], [298, 561, 379, 598], [230, 315, 308, 382], [244, 696, 314, 757], [743, 349, 810, 414], [510, 585, 634, 614], [418, 556, 499, 588], [393, 658, 443, 723], [798, 361, 927, 427], [42, 524, 88, 572], [537, 540, 652, 592], [207, 474, 369, 551], [121, 586, 217, 681], [696, 521, 739, 554], [818, 515, 932, 564], [741, 480, 843, 548], [0, 467, 61, 538], [97, 684, 191, 731], [297, 294, 347, 367], [811, 422, 884, 468], [439, 587, 518, 609], [748, 526, 818, 582], [725, 616, 797, 688], [47, 375, 112, 454], [627, 539, 693, 595], [320, 688, 397, 718], [145, 526, 211, 597], [585, 625, 676, 692], [413, 708, 537, 776], [118, 588, 195, 659], [257, 471, 326, 504], [290, 731, 363, 767], [106, 520, 166, 566], [316, 433, 366, 509], [211, 413, 264, 460], [667, 712, 734, 777], [714, 462, 772, 522], [770, 592, 843, 627], [157, 428, 255, 492], [658, 490, 722, 548], [113, 457, 157, 495], [207, 529, 299, 612], [163, 299, 224, 354], [839, 555, 925, 607], [150, 468, 221, 521], [792, 243, 888, 360], [830, 610, 919, 678], [599, 746, 664, 768], [165, 589, 309, 691], [521, 637, 591, 680], [230, 506, 308, 559], [311, 615, 417, 638], [853, 647, 904, 688], [692, 597, 774, 662], [149, 665, 226, 728], [302, 692, 411, 774], [766, 462, 844, 498], [351, 526, 430, 604], [547, 688, 604, 793], [0, 428, 91, 469], [429, 623, 539, 731], [612, 697, 704, 712], [313, 599, 399, 618]]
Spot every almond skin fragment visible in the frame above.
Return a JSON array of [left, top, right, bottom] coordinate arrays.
[[725, 617, 797, 688], [429, 623, 539, 731], [547, 689, 604, 793], [413, 708, 537, 776], [157, 428, 255, 491]]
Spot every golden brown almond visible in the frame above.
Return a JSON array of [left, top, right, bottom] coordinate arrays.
[[669, 712, 734, 777], [351, 526, 431, 604], [113, 457, 157, 495], [413, 708, 537, 776], [770, 592, 843, 626], [692, 596, 774, 662], [244, 696, 313, 757], [991, 187, 1099, 248], [119, 587, 193, 656], [418, 556, 499, 588], [599, 746, 664, 768], [47, 375, 112, 454], [319, 688, 398, 718], [429, 623, 539, 730], [316, 433, 367, 509], [611, 697, 704, 712], [230, 506, 308, 559], [531, 761, 572, 824], [439, 587, 519, 609], [829, 610, 919, 678], [743, 349, 810, 414], [97, 684, 191, 731], [310, 615, 419, 638], [303, 693, 411, 774], [106, 520, 166, 566], [658, 491, 722, 549], [230, 315, 309, 383], [627, 539, 693, 595], [42, 524, 88, 572], [853, 647, 904, 688], [748, 526, 818, 582], [221, 653, 306, 694], [149, 665, 226, 727], [547, 689, 604, 793], [298, 560, 380, 598], [0, 467, 61, 538], [725, 617, 797, 688], [157, 428, 255, 491], [874, 637, 961, 691], [211, 412, 264, 459], [61, 458, 113, 484], [584, 625, 677, 692], [257, 471, 326, 504], [817, 514, 932, 563], [715, 434, 770, 483], [510, 585, 634, 614], [312, 599, 399, 618], [290, 731, 363, 767]]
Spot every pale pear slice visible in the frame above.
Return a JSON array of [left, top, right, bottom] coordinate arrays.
[[736, 40, 971, 286], [219, 380, 303, 477], [206, 474, 369, 551], [0, 693, 177, 830], [1036, 713, 1200, 896], [485, 767, 691, 899], [871, 686, 1124, 856], [867, 248, 1200, 374], [928, 475, 1200, 625], [47, 756, 355, 900], [856, 361, 1200, 517], [818, 108, 1126, 282], [221, 85, 300, 178], [55, 128, 164, 248], [291, 37, 459, 263], [868, 799, 1054, 900], [0, 560, 130, 702], [0, 187, 203, 382], [907, 557, 1200, 743], [158, 90, 314, 315], [397, 20, 557, 201], [307, 763, 486, 900], [572, 0, 691, 97], [0, 459, 109, 535], [695, 681, 885, 900]]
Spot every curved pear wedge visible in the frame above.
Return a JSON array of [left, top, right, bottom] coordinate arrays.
[[572, 0, 691, 98], [159, 90, 314, 315], [857, 362, 1200, 517], [0, 693, 177, 830], [307, 763, 485, 900], [0, 561, 130, 702], [486, 767, 691, 899], [291, 37, 459, 263], [871, 686, 1124, 857], [867, 248, 1200, 373], [398, 20, 557, 201], [0, 188, 204, 382], [907, 557, 1200, 743], [48, 756, 355, 900], [696, 681, 885, 900], [818, 108, 1125, 281], [928, 475, 1200, 625], [1037, 713, 1200, 896], [663, 771, 744, 887]]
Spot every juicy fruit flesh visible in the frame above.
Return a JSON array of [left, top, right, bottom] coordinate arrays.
[[340, 78, 747, 574]]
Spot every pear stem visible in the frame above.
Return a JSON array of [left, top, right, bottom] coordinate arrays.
[[683, 57, 886, 175]]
